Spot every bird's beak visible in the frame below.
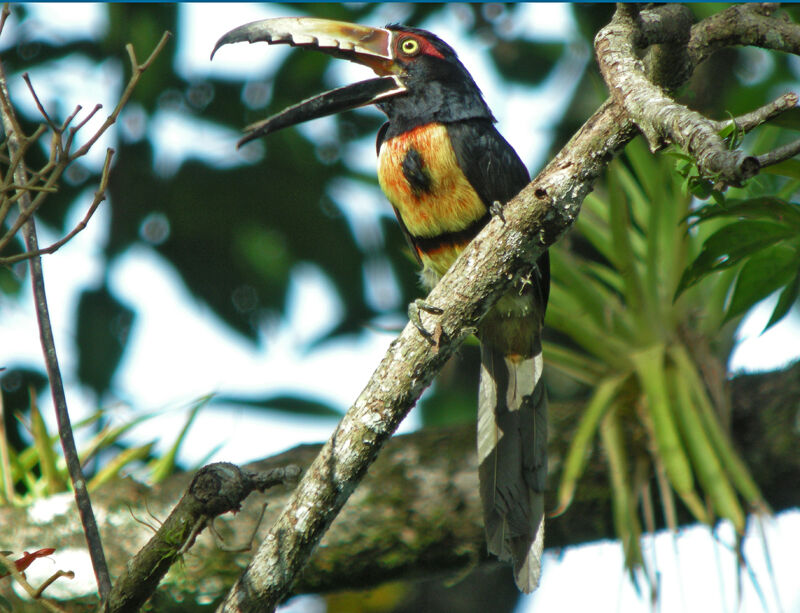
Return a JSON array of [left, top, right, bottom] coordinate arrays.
[[211, 17, 407, 147]]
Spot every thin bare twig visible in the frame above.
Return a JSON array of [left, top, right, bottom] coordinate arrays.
[[22, 72, 57, 131], [0, 57, 114, 599], [0, 182, 57, 193], [0, 147, 114, 265], [73, 31, 172, 159], [59, 103, 83, 136], [0, 554, 70, 613], [34, 570, 77, 599], [71, 102, 102, 133], [710, 92, 799, 134], [0, 30, 172, 260], [0, 124, 47, 234], [63, 103, 101, 153], [0, 20, 172, 602], [756, 138, 800, 168]]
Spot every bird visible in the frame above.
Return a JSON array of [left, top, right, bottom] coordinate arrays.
[[212, 17, 550, 593]]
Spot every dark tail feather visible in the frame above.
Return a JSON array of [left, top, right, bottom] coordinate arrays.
[[477, 340, 547, 593]]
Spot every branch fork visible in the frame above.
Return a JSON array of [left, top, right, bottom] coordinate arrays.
[[595, 3, 799, 188]]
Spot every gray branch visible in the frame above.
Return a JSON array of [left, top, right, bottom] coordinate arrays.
[[218, 5, 800, 610], [709, 92, 799, 134], [1, 364, 798, 610], [687, 3, 797, 67], [595, 5, 759, 187], [216, 96, 638, 611], [103, 463, 300, 613]]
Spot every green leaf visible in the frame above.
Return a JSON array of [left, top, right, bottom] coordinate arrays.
[[555, 375, 628, 514], [687, 197, 800, 228], [149, 397, 210, 483], [549, 249, 625, 330], [608, 168, 649, 319], [668, 345, 766, 508], [667, 365, 745, 532], [687, 176, 715, 200], [764, 273, 800, 332], [631, 346, 697, 504], [677, 220, 798, 295], [766, 106, 800, 131], [724, 243, 800, 323], [761, 159, 800, 181], [489, 40, 564, 85], [600, 409, 644, 576], [89, 443, 155, 491], [30, 400, 62, 495], [212, 394, 342, 417], [541, 342, 605, 385], [717, 116, 736, 140], [78, 409, 160, 467]]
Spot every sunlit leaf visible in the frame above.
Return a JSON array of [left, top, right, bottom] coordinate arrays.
[[676, 220, 797, 295], [89, 443, 155, 491], [555, 375, 627, 514], [764, 273, 800, 332], [724, 242, 800, 323], [149, 397, 210, 483], [668, 345, 766, 508], [600, 410, 644, 577], [687, 197, 800, 228], [668, 366, 745, 532], [631, 345, 709, 524], [29, 398, 62, 495]]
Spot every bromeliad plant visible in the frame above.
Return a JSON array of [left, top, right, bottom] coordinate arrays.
[[545, 137, 772, 577], [0, 393, 210, 506]]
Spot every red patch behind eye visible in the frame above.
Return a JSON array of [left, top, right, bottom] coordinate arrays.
[[397, 33, 445, 60], [419, 38, 445, 60]]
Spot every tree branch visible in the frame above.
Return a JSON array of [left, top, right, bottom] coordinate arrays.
[[1, 364, 797, 609], [687, 3, 796, 67], [756, 137, 800, 168], [104, 463, 299, 613], [595, 5, 759, 186], [708, 92, 798, 134], [0, 16, 172, 602], [211, 5, 800, 609], [217, 90, 637, 610], [0, 28, 113, 603]]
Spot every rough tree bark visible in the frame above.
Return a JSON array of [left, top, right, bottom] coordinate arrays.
[[213, 4, 800, 611], [4, 4, 799, 611], [2, 364, 798, 610]]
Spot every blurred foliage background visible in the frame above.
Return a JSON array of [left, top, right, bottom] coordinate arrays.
[[1, 2, 800, 610]]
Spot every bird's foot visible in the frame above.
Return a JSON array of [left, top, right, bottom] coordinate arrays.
[[490, 200, 505, 222], [408, 299, 444, 345]]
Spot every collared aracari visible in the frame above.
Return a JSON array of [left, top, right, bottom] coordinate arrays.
[[212, 17, 550, 593]]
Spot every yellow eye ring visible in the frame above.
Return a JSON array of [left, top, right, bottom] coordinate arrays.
[[400, 37, 420, 56]]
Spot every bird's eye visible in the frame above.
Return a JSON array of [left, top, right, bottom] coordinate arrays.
[[399, 37, 420, 56]]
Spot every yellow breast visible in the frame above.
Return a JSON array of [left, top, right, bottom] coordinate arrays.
[[377, 123, 486, 240]]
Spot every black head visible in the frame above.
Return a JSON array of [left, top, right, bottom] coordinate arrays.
[[377, 25, 495, 132]]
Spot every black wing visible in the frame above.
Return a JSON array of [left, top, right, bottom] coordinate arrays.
[[447, 120, 549, 308]]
